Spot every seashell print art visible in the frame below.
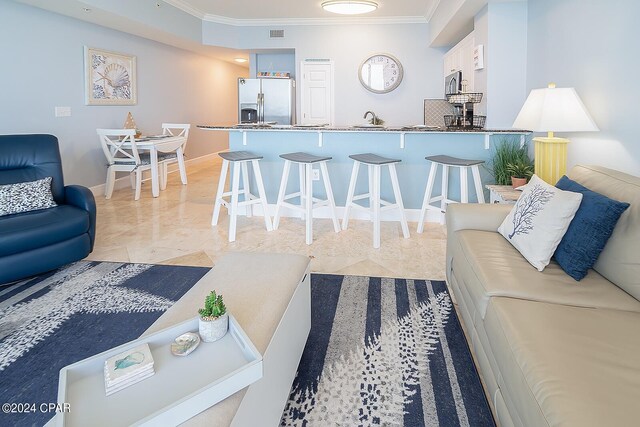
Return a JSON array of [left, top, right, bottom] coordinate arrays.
[[104, 63, 130, 88], [114, 351, 144, 370]]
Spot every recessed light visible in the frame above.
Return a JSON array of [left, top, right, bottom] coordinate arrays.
[[83, 7, 91, 13], [321, 1, 378, 15], [234, 58, 248, 63]]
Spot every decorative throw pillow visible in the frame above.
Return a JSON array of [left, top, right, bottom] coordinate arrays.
[[553, 176, 630, 281], [0, 177, 58, 217], [498, 174, 583, 271]]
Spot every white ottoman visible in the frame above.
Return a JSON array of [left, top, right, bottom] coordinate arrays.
[[144, 252, 311, 426]]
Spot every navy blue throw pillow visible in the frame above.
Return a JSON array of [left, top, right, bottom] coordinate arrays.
[[554, 176, 630, 281]]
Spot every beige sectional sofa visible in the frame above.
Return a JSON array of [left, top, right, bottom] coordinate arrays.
[[446, 165, 640, 427]]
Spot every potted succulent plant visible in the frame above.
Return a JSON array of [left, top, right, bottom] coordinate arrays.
[[198, 290, 228, 343], [506, 161, 534, 188]]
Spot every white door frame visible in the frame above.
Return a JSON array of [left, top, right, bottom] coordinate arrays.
[[299, 60, 335, 126]]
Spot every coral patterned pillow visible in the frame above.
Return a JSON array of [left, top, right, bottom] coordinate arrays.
[[498, 174, 583, 271]]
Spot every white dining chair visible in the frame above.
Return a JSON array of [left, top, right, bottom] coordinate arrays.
[[159, 123, 191, 188], [97, 128, 158, 201]]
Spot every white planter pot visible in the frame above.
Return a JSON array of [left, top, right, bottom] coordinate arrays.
[[198, 313, 229, 343]]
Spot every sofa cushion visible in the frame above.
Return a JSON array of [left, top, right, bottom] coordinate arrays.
[[0, 205, 90, 257], [0, 176, 57, 217], [452, 229, 640, 319], [554, 175, 630, 281], [568, 165, 640, 300], [484, 297, 640, 427], [498, 174, 583, 271]]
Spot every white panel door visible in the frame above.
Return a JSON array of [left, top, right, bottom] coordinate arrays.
[[300, 62, 333, 125]]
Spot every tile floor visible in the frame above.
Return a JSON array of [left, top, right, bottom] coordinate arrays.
[[88, 157, 448, 280]]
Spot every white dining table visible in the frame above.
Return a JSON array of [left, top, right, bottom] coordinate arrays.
[[123, 135, 187, 197]]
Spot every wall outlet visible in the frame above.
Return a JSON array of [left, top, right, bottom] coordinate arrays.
[[55, 106, 71, 117], [312, 169, 320, 181]]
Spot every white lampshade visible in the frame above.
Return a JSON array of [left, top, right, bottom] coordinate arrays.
[[513, 85, 599, 132]]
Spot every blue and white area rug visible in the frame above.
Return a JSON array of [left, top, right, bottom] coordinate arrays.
[[0, 261, 209, 427], [281, 275, 495, 426]]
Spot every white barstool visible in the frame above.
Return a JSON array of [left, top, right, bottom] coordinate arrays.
[[342, 153, 410, 249], [211, 151, 273, 242], [273, 152, 340, 245], [417, 155, 486, 232]]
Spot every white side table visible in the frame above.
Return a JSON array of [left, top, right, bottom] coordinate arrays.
[[486, 185, 521, 204]]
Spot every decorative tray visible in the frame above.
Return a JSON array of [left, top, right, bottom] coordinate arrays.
[[56, 315, 262, 427]]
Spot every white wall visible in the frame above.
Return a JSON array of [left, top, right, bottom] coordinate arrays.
[[527, 0, 640, 175], [203, 21, 444, 126], [0, 0, 247, 187], [473, 2, 527, 129]]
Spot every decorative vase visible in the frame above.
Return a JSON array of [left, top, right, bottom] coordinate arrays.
[[511, 176, 528, 188], [198, 313, 229, 343]]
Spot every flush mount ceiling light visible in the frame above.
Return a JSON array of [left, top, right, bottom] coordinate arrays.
[[321, 0, 378, 15], [234, 58, 248, 63]]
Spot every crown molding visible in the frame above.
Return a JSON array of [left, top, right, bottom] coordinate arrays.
[[425, 0, 440, 22], [202, 14, 428, 26], [163, 0, 205, 20], [164, 1, 427, 26]]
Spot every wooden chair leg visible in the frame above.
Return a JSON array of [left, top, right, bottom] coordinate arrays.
[[177, 147, 188, 185], [134, 169, 142, 201], [252, 159, 273, 232], [228, 161, 241, 242], [389, 163, 409, 239], [418, 162, 437, 233], [273, 160, 291, 230], [320, 161, 340, 233], [105, 168, 116, 199], [241, 161, 252, 217], [212, 160, 229, 226], [342, 161, 360, 230], [472, 165, 485, 203], [372, 165, 381, 249], [460, 166, 469, 203], [305, 163, 313, 245]]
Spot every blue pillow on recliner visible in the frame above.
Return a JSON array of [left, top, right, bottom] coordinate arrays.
[[554, 176, 630, 281]]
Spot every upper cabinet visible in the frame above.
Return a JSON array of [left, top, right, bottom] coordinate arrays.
[[443, 32, 475, 92]]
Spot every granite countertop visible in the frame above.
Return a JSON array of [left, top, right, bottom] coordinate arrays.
[[198, 124, 530, 134]]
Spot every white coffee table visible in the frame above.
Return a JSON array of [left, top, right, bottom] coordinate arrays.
[[143, 252, 311, 426], [50, 252, 311, 427]]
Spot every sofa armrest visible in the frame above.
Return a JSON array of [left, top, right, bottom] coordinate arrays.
[[446, 203, 512, 234], [65, 185, 96, 250]]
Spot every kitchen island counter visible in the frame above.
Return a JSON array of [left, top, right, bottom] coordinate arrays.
[[198, 124, 530, 220]]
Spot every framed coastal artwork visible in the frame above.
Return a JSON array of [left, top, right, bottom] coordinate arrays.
[[85, 47, 137, 105]]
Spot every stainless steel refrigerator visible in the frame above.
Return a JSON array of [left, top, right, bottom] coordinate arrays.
[[238, 78, 296, 125]]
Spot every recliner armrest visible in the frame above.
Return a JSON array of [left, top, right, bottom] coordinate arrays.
[[64, 185, 97, 250], [446, 203, 512, 234]]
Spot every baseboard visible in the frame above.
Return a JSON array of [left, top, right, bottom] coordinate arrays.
[[89, 151, 222, 197], [233, 203, 444, 224]]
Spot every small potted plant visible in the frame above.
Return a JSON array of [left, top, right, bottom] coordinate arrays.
[[198, 290, 228, 343], [506, 161, 534, 188]]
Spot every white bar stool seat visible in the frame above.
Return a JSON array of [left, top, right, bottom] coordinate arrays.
[[342, 153, 410, 249], [417, 155, 486, 232], [211, 151, 273, 242], [273, 152, 340, 245]]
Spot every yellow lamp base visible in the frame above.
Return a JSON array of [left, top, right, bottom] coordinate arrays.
[[533, 136, 569, 184]]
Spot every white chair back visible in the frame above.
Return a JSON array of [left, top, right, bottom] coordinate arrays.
[[97, 128, 141, 166], [162, 123, 190, 138]]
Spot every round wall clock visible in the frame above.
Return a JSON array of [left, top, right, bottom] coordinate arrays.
[[358, 53, 404, 94]]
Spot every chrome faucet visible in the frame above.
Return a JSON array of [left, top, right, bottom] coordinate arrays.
[[364, 111, 378, 125]]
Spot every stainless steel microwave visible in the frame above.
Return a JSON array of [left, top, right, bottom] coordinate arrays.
[[445, 71, 462, 95]]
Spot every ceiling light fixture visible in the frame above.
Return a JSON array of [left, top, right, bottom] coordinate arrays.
[[234, 58, 248, 63], [321, 0, 378, 15]]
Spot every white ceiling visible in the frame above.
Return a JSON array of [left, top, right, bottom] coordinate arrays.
[[169, 0, 440, 22]]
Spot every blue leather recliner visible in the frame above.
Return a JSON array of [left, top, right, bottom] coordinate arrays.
[[0, 134, 96, 285]]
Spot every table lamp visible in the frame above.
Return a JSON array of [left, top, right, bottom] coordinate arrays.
[[512, 83, 599, 184]]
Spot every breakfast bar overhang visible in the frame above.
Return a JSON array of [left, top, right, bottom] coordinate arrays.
[[199, 125, 530, 221]]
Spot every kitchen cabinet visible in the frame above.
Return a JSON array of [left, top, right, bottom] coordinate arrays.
[[443, 32, 475, 92]]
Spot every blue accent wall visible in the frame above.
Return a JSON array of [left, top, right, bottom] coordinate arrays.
[[228, 131, 524, 209]]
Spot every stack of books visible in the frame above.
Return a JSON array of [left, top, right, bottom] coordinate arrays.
[[104, 343, 155, 396]]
